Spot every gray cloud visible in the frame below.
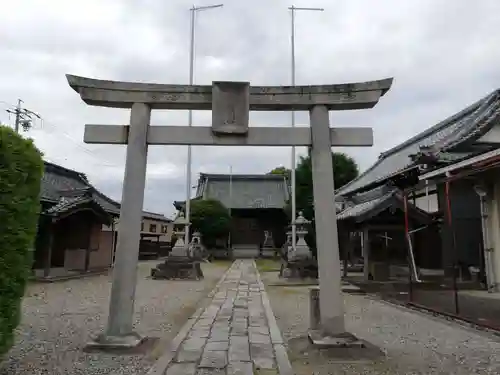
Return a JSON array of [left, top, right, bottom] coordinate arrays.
[[1, 0, 500, 216]]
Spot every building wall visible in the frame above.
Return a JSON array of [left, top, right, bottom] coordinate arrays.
[[413, 184, 439, 213], [89, 222, 112, 269], [102, 217, 173, 242], [63, 220, 113, 271], [438, 180, 483, 274]]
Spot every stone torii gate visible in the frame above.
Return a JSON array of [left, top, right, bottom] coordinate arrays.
[[66, 75, 393, 348]]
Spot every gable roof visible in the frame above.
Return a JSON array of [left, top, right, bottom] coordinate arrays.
[[337, 89, 500, 197], [337, 184, 433, 224], [42, 162, 120, 215], [195, 173, 289, 209], [41, 161, 170, 221]]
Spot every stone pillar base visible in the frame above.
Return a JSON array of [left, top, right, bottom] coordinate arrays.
[[85, 331, 144, 351], [308, 330, 366, 348], [308, 287, 365, 348]]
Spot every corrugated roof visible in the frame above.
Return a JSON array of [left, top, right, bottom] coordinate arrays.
[[337, 89, 500, 197], [198, 173, 289, 209]]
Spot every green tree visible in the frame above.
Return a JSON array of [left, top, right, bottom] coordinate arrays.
[[189, 199, 231, 248], [0, 125, 43, 357], [267, 166, 291, 181], [270, 152, 359, 253]]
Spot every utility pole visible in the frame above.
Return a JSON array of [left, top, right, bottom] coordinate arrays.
[[185, 3, 224, 247], [289, 5, 324, 251], [6, 99, 41, 133]]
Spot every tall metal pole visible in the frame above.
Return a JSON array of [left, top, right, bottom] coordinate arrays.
[[228, 165, 233, 249], [14, 99, 22, 133], [289, 5, 324, 251], [185, 4, 223, 247]]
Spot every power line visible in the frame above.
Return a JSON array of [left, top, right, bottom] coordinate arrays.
[[1, 98, 122, 168], [5, 99, 41, 133], [38, 118, 121, 168]]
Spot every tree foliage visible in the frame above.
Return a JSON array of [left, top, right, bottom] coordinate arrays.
[[269, 152, 359, 253], [189, 198, 231, 248], [267, 166, 291, 181], [0, 125, 43, 357]]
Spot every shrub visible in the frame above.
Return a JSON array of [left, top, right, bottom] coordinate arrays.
[[0, 125, 43, 357], [189, 199, 230, 248]]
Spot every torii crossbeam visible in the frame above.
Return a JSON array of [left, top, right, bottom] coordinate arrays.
[[67, 75, 393, 348]]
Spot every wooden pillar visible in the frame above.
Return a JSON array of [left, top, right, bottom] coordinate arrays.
[[84, 221, 92, 272], [110, 220, 116, 267], [362, 227, 370, 280], [44, 218, 55, 278]]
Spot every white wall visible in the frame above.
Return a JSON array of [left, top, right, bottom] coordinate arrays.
[[477, 124, 500, 144], [102, 217, 173, 242], [413, 184, 439, 213]]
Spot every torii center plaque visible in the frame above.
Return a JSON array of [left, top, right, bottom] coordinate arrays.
[[66, 74, 393, 348]]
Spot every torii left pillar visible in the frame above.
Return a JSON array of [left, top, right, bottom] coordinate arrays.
[[67, 74, 393, 348]]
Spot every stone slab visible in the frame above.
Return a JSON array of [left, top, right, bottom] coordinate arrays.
[[226, 361, 254, 375], [165, 363, 197, 375], [229, 336, 250, 362], [199, 350, 228, 369], [308, 329, 366, 348]]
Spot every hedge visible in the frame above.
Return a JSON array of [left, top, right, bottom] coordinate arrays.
[[0, 125, 43, 357]]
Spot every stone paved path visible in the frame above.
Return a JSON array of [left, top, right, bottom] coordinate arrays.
[[161, 260, 292, 375]]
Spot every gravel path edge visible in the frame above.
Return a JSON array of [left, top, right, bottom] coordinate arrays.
[[254, 260, 295, 375]]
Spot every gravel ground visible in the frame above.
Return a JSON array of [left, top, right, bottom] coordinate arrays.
[[261, 271, 500, 375], [0, 260, 229, 375]]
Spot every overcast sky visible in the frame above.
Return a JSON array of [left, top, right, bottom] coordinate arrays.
[[1, 0, 500, 217]]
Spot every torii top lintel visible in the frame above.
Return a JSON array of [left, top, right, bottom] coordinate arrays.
[[66, 75, 393, 111]]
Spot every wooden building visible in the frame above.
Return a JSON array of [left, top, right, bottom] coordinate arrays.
[[336, 88, 500, 283], [175, 173, 289, 258], [35, 162, 172, 278]]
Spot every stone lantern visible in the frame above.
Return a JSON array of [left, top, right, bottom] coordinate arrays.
[[169, 212, 190, 258], [190, 231, 204, 260], [289, 211, 311, 261]]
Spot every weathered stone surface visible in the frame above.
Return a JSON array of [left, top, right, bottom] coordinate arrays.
[[152, 261, 291, 375], [226, 361, 254, 375], [209, 330, 229, 342], [250, 343, 276, 369], [199, 350, 228, 369], [176, 337, 206, 363], [212, 81, 250, 136], [249, 333, 271, 345], [188, 329, 211, 338], [166, 363, 197, 375], [229, 336, 250, 362], [205, 341, 229, 351]]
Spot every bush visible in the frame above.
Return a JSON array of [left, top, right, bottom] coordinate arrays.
[[189, 199, 230, 248], [0, 126, 43, 357]]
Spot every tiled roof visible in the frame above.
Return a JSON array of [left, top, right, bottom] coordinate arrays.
[[337, 186, 396, 221], [42, 162, 120, 215], [45, 192, 111, 225], [142, 211, 171, 222], [337, 89, 500, 197], [196, 173, 289, 209], [337, 184, 433, 223], [41, 161, 169, 220]]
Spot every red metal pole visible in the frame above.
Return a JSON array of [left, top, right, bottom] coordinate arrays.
[[445, 181, 460, 314], [403, 193, 413, 301]]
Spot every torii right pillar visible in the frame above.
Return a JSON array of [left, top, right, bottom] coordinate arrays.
[[308, 100, 391, 345]]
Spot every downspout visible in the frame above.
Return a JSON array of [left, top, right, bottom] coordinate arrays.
[[474, 184, 496, 292], [403, 193, 421, 283]]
